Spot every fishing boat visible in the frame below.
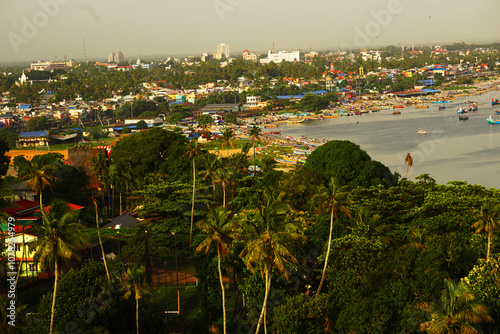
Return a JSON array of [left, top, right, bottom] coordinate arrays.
[[287, 118, 305, 124], [262, 130, 281, 135], [432, 100, 452, 104], [495, 111, 500, 115], [459, 115, 469, 120], [415, 105, 429, 109], [438, 105, 446, 110], [417, 129, 427, 135], [457, 107, 467, 114], [487, 115, 500, 124], [492, 99, 500, 106], [393, 105, 405, 109], [392, 111, 401, 115]]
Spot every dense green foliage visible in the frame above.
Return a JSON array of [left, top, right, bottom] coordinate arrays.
[[6, 126, 500, 333], [305, 140, 395, 188], [111, 127, 189, 183]]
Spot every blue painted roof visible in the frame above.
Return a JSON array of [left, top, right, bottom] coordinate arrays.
[[304, 90, 329, 95], [20, 131, 49, 138], [19, 104, 31, 110], [276, 95, 304, 99]]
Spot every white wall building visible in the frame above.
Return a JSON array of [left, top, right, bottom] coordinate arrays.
[[260, 50, 300, 64], [217, 43, 230, 58], [245, 96, 261, 108]]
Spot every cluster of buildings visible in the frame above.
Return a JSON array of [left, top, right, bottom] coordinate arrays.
[[108, 51, 125, 63], [30, 59, 74, 71], [202, 43, 231, 61]]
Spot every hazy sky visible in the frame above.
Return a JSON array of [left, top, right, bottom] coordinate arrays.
[[1, 0, 500, 63]]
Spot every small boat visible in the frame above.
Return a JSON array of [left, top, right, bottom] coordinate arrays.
[[438, 105, 446, 110], [392, 111, 401, 115], [287, 118, 305, 124], [487, 115, 500, 124], [417, 129, 427, 135], [459, 115, 469, 120], [415, 105, 429, 109], [457, 107, 467, 114], [393, 105, 405, 109], [495, 111, 500, 115], [492, 99, 500, 106]]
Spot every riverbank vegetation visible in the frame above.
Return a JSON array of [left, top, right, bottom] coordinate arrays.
[[3, 129, 499, 334]]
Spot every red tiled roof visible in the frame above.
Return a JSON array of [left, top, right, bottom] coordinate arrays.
[[3, 199, 40, 216]]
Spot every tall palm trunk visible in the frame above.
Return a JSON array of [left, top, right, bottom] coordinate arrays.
[[218, 246, 227, 334], [95, 199, 110, 281], [253, 140, 257, 171], [50, 260, 58, 334], [136, 293, 140, 334], [222, 183, 226, 208], [39, 190, 43, 211], [190, 159, 196, 244], [316, 207, 334, 298], [255, 270, 271, 334], [14, 225, 25, 290], [487, 231, 493, 261]]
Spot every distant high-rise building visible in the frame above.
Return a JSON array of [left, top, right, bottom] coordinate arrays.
[[108, 52, 116, 63], [108, 51, 124, 63], [217, 43, 230, 58]]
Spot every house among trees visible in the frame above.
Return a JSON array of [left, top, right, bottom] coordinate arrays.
[[0, 200, 85, 282], [16, 131, 50, 148]]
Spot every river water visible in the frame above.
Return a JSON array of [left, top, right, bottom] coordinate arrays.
[[274, 89, 500, 189]]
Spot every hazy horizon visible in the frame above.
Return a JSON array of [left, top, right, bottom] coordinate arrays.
[[1, 0, 500, 64]]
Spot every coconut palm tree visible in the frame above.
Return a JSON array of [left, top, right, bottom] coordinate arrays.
[[221, 127, 235, 158], [24, 162, 58, 210], [240, 187, 306, 334], [404, 152, 413, 179], [260, 156, 277, 174], [419, 279, 493, 334], [215, 168, 232, 207], [91, 152, 110, 191], [201, 154, 220, 198], [121, 265, 153, 334], [29, 199, 86, 334], [471, 200, 500, 261], [195, 205, 239, 334], [94, 198, 110, 281], [183, 139, 203, 244], [309, 178, 352, 298], [249, 125, 262, 169]]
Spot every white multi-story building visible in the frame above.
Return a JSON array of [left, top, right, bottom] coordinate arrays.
[[217, 43, 230, 58], [246, 96, 261, 108], [243, 50, 259, 61], [108, 51, 125, 63], [30, 59, 74, 71], [260, 50, 300, 64]]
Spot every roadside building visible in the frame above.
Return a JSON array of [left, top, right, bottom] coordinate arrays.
[[17, 131, 50, 148]]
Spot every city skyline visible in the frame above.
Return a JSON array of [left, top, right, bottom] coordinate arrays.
[[1, 0, 500, 63]]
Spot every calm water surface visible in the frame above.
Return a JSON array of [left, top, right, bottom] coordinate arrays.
[[275, 90, 500, 189]]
